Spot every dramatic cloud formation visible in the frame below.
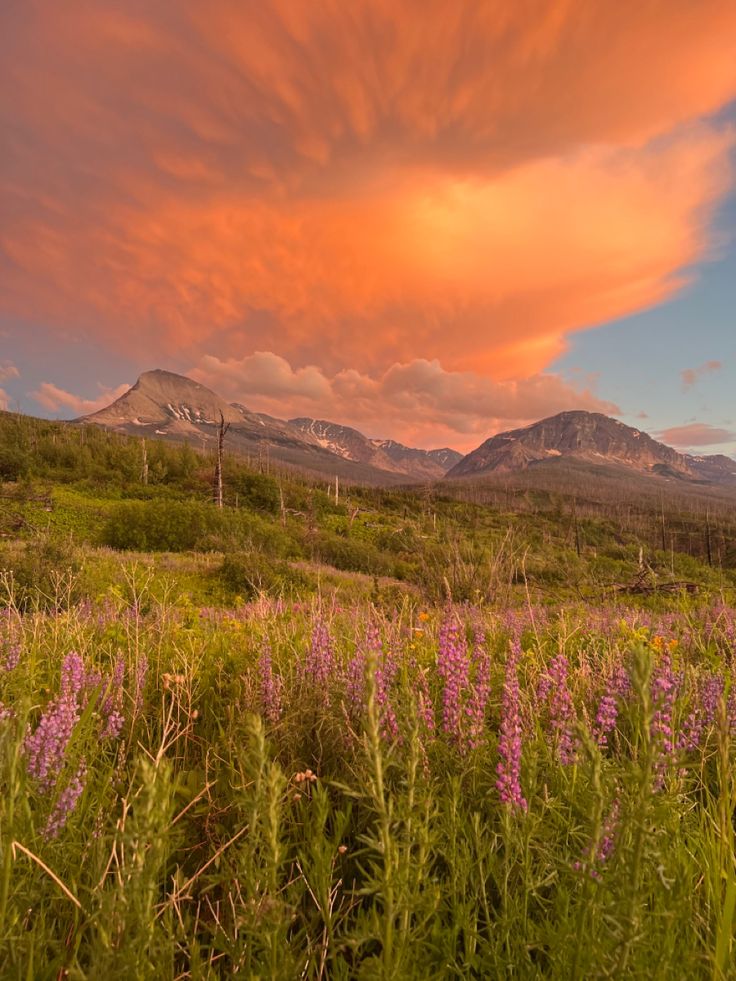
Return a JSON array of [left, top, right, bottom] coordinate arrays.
[[2, 1, 736, 437], [658, 422, 736, 447], [31, 382, 131, 416], [681, 360, 723, 390], [192, 351, 618, 449]]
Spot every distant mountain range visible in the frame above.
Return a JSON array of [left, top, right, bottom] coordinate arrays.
[[289, 418, 461, 479], [79, 370, 736, 488]]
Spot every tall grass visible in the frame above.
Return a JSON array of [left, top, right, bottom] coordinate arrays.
[[1, 584, 735, 977]]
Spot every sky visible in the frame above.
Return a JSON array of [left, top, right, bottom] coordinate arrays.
[[1, 0, 735, 454]]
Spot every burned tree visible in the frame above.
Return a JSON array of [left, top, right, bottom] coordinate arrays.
[[212, 411, 231, 508]]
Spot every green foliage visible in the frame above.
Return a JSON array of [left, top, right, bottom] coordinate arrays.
[[226, 468, 280, 513], [0, 445, 28, 482], [1, 536, 81, 610], [100, 500, 228, 551], [314, 531, 401, 578], [218, 550, 313, 599]]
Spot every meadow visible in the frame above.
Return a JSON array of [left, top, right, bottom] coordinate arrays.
[[2, 412, 736, 977], [2, 581, 736, 978]]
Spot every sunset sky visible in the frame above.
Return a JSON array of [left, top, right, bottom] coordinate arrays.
[[1, 1, 735, 453]]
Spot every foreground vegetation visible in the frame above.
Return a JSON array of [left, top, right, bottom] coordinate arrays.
[[1, 584, 736, 977]]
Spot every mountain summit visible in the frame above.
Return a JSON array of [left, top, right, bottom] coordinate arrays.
[[83, 369, 244, 432], [445, 411, 736, 484]]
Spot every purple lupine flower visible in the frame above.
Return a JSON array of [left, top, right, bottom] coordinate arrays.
[[60, 651, 86, 701], [258, 640, 282, 725], [496, 641, 527, 811], [465, 627, 490, 751], [0, 701, 12, 723], [610, 664, 632, 700], [700, 674, 724, 723], [535, 672, 553, 708], [437, 616, 470, 746], [44, 760, 86, 839], [25, 652, 85, 793], [547, 653, 577, 765], [593, 684, 619, 749], [345, 645, 367, 718], [374, 650, 399, 741], [678, 673, 723, 752], [305, 619, 335, 687], [1, 642, 21, 672], [651, 654, 680, 789]]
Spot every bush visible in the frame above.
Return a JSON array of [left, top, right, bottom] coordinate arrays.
[[0, 445, 28, 481], [227, 471, 280, 514], [0, 536, 81, 610], [218, 551, 313, 599], [101, 500, 226, 551], [314, 532, 396, 577]]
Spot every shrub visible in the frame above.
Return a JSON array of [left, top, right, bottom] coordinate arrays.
[[100, 500, 225, 551], [314, 532, 396, 577], [218, 551, 313, 598], [0, 535, 81, 610]]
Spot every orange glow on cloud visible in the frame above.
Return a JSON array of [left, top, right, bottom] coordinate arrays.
[[1, 1, 736, 440]]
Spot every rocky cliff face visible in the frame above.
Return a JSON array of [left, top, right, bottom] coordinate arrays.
[[447, 411, 698, 479]]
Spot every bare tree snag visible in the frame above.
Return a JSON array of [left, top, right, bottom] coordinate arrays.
[[213, 411, 231, 508]]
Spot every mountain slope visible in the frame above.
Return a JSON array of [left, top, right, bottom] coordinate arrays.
[[446, 411, 736, 485], [290, 418, 462, 479]]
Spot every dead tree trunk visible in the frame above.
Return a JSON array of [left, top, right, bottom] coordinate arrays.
[[213, 412, 231, 508], [141, 439, 148, 486], [705, 509, 713, 567]]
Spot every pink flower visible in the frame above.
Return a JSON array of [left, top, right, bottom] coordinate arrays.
[[496, 641, 527, 811]]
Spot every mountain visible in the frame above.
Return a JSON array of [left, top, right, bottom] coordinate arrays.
[[685, 453, 736, 484], [374, 440, 463, 479], [79, 370, 459, 485], [289, 419, 461, 479], [82, 369, 245, 432], [446, 411, 736, 485]]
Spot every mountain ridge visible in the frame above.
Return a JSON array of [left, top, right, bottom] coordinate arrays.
[[78, 371, 735, 489], [445, 410, 736, 485], [289, 418, 462, 480]]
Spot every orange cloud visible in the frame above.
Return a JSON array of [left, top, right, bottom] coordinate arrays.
[[658, 422, 736, 447], [1, 0, 735, 386], [192, 351, 618, 450], [32, 382, 131, 416]]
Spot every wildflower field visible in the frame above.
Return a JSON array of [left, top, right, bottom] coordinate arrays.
[[2, 584, 736, 978]]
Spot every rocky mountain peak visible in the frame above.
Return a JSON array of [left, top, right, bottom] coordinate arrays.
[[446, 411, 695, 479]]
